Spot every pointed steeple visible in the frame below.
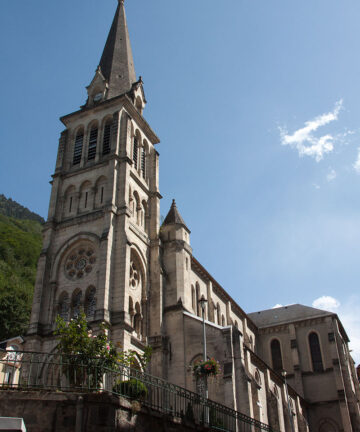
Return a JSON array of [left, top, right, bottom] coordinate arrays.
[[163, 200, 190, 232], [99, 0, 136, 99]]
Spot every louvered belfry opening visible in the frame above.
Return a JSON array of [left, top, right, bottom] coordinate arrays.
[[88, 127, 98, 160], [141, 148, 146, 177], [73, 133, 84, 165], [102, 123, 111, 155], [133, 138, 138, 169]]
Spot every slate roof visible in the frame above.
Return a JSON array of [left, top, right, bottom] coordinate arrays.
[[99, 0, 137, 99], [163, 200, 190, 232], [248, 304, 334, 328]]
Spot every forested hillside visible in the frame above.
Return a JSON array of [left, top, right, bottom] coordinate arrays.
[[0, 194, 44, 224], [0, 196, 43, 341]]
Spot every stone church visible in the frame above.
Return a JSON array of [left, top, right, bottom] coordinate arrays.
[[25, 1, 360, 430]]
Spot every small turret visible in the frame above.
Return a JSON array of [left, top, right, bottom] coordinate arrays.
[[161, 200, 192, 309], [161, 199, 190, 244]]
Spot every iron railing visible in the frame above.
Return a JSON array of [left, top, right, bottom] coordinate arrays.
[[0, 350, 277, 432]]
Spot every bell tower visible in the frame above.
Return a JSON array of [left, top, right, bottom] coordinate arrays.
[[27, 0, 163, 357]]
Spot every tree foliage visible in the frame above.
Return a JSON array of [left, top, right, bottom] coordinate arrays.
[[55, 313, 152, 388], [0, 212, 42, 340]]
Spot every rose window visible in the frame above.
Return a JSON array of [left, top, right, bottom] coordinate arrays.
[[65, 247, 96, 280], [129, 261, 141, 290]]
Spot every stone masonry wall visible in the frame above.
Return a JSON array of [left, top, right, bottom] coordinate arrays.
[[0, 391, 212, 432]]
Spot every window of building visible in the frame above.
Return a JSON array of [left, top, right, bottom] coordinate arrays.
[[71, 290, 82, 319], [58, 292, 69, 321], [191, 285, 195, 311], [85, 287, 96, 318], [309, 332, 323, 372], [73, 132, 84, 165], [102, 122, 111, 155], [141, 148, 146, 177], [195, 283, 200, 316], [133, 138, 138, 169], [270, 339, 283, 372], [88, 127, 98, 160]]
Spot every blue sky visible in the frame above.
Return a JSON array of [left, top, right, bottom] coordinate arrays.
[[1, 0, 360, 361]]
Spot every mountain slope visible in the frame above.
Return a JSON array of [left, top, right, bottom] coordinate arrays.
[[0, 194, 44, 224]]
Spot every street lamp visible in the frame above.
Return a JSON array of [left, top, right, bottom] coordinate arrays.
[[282, 370, 295, 432], [198, 295, 208, 400]]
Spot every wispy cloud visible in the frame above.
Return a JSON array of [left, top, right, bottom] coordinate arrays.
[[279, 100, 343, 162], [312, 295, 360, 363], [353, 148, 360, 173], [326, 168, 337, 182]]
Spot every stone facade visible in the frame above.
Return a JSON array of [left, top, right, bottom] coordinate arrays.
[[25, 1, 360, 431], [0, 391, 214, 432]]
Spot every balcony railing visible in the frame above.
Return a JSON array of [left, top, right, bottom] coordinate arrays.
[[0, 350, 277, 432]]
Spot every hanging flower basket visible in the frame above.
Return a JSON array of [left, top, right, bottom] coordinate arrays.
[[193, 358, 221, 378]]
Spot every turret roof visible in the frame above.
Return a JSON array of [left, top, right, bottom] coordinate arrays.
[[163, 200, 190, 232]]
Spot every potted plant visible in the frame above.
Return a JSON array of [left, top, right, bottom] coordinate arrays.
[[192, 358, 221, 378]]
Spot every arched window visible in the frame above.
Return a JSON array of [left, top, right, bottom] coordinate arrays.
[[95, 176, 107, 208], [141, 200, 147, 230], [133, 137, 138, 169], [309, 332, 323, 372], [102, 120, 112, 155], [64, 185, 76, 216], [221, 315, 225, 327], [271, 339, 283, 372], [195, 283, 200, 316], [71, 290, 82, 319], [319, 420, 338, 432], [128, 296, 134, 326], [191, 285, 195, 312], [234, 320, 238, 329], [58, 292, 69, 321], [85, 287, 96, 318], [254, 369, 261, 386], [141, 147, 146, 178], [134, 302, 142, 338], [217, 303, 221, 326], [133, 192, 141, 225], [73, 130, 84, 165], [88, 126, 98, 160], [80, 181, 92, 212]]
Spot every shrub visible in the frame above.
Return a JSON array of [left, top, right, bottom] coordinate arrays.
[[113, 379, 148, 400]]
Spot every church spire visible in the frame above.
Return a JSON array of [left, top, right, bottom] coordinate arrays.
[[99, 0, 136, 99]]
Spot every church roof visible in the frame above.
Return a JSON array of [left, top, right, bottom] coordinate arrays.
[[163, 200, 190, 232], [99, 0, 137, 99], [248, 304, 334, 328]]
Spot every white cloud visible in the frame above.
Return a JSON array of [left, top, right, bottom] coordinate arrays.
[[312, 295, 340, 312], [353, 148, 360, 173], [272, 304, 283, 309], [312, 295, 360, 364], [279, 100, 343, 162], [326, 168, 337, 182], [313, 183, 321, 189]]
